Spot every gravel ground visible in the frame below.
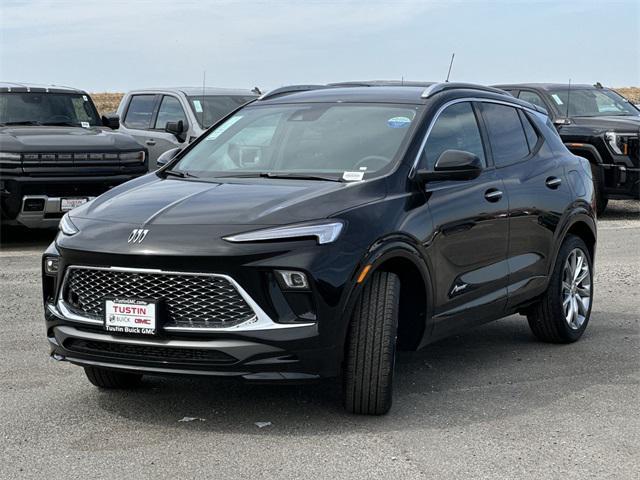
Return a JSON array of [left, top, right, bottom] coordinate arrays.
[[0, 200, 638, 480]]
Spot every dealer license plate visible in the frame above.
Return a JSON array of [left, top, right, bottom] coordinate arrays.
[[61, 197, 88, 211], [104, 298, 157, 335]]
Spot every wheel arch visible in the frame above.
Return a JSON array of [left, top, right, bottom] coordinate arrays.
[[549, 212, 597, 277], [340, 237, 434, 352]]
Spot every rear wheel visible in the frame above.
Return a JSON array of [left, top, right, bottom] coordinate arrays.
[[527, 235, 593, 343], [590, 163, 608, 215], [84, 366, 143, 389], [343, 271, 400, 415]]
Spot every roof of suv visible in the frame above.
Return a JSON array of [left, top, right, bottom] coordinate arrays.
[[494, 83, 602, 91], [125, 86, 258, 97], [0, 82, 86, 94], [254, 81, 546, 112]]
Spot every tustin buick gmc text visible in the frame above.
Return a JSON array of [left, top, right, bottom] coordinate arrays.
[[42, 82, 597, 415]]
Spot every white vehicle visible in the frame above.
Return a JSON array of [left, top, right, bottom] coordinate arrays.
[[116, 87, 257, 169]]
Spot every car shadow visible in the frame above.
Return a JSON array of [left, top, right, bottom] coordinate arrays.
[[80, 312, 636, 437]]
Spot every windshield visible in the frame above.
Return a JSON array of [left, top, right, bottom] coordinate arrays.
[[171, 103, 420, 181], [546, 88, 639, 117], [188, 95, 256, 128], [0, 92, 101, 126]]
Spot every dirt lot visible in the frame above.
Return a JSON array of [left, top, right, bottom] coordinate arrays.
[[0, 200, 638, 480]]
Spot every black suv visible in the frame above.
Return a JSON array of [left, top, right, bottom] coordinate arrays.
[[42, 82, 596, 415], [495, 83, 640, 213], [0, 83, 148, 228]]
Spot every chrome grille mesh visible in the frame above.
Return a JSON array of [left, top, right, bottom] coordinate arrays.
[[62, 268, 256, 328]]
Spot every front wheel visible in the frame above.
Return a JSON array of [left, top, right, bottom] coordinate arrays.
[[527, 235, 593, 343], [84, 366, 143, 389], [343, 271, 400, 415]]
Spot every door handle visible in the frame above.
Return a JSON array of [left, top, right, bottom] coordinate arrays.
[[545, 176, 562, 189], [145, 139, 156, 146], [484, 188, 503, 202]]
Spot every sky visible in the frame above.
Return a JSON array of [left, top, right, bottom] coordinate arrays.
[[0, 0, 638, 92]]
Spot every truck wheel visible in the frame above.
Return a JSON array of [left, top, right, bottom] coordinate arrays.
[[590, 163, 608, 215], [343, 271, 400, 415], [84, 366, 143, 389], [527, 235, 593, 343]]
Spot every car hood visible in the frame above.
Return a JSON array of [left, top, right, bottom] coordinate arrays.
[[0, 126, 143, 152], [569, 115, 640, 132], [70, 173, 384, 227]]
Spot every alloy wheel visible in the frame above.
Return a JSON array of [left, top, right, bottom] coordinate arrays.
[[561, 248, 591, 330]]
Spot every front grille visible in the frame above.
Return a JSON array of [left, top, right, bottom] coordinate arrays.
[[64, 339, 236, 364], [62, 267, 256, 329]]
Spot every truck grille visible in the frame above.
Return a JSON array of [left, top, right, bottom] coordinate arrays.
[[61, 267, 256, 329], [20, 151, 146, 176]]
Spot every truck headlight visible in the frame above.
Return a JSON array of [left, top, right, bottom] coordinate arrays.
[[605, 131, 635, 156], [119, 151, 146, 163], [59, 213, 79, 236], [224, 220, 344, 245]]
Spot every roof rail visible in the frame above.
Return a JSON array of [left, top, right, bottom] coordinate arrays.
[[328, 80, 433, 88], [421, 82, 510, 99], [259, 84, 329, 101]]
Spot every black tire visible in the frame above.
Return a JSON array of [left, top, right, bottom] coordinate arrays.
[[84, 366, 143, 389], [343, 271, 400, 415], [527, 235, 593, 343], [590, 163, 608, 215]]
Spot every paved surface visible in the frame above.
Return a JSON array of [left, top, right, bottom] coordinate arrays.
[[0, 201, 638, 480]]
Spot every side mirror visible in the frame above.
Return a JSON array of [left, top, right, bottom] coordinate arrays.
[[156, 147, 181, 168], [102, 113, 119, 130], [414, 150, 482, 183], [165, 120, 187, 142]]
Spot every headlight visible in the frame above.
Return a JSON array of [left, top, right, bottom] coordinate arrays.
[[0, 152, 22, 168], [59, 213, 79, 236], [119, 151, 146, 163], [224, 220, 344, 245], [605, 131, 636, 156]]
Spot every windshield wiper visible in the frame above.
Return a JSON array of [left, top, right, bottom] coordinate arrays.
[[0, 120, 42, 126], [41, 121, 82, 127], [211, 172, 343, 182], [163, 169, 199, 179]]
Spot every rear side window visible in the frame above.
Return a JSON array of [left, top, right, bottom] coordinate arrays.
[[124, 95, 156, 129], [154, 96, 187, 129], [480, 103, 530, 167], [519, 110, 539, 150], [421, 102, 485, 170], [518, 90, 546, 109]]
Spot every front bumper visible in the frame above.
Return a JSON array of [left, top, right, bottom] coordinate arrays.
[[600, 164, 640, 199]]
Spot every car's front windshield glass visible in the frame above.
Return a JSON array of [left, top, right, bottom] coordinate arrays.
[[0, 92, 101, 126], [187, 95, 256, 128], [171, 103, 421, 181], [546, 88, 639, 117]]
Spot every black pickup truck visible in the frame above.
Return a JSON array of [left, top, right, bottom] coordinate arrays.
[[495, 83, 640, 214], [0, 83, 148, 228]]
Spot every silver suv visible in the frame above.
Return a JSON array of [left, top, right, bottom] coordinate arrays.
[[116, 87, 257, 169]]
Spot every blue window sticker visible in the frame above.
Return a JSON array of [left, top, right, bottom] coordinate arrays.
[[387, 116, 411, 128]]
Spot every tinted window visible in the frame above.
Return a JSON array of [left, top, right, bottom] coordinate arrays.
[[0, 92, 100, 126], [518, 90, 546, 109], [519, 110, 539, 150], [546, 88, 638, 116], [155, 96, 187, 129], [188, 95, 256, 128], [124, 95, 156, 129], [481, 103, 529, 166], [421, 102, 485, 170]]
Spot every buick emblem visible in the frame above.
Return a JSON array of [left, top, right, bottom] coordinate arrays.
[[127, 228, 149, 244]]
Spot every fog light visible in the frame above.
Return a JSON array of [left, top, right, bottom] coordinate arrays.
[[276, 270, 309, 289], [44, 257, 59, 275]]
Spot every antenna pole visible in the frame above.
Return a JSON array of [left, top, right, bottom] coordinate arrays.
[[566, 78, 571, 118], [202, 71, 206, 128], [445, 53, 455, 82]]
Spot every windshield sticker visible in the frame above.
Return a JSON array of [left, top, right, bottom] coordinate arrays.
[[551, 94, 564, 105], [82, 95, 88, 101], [387, 116, 411, 128], [81, 121, 90, 128], [343, 171, 365, 182], [193, 100, 203, 113], [206, 115, 243, 140]]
